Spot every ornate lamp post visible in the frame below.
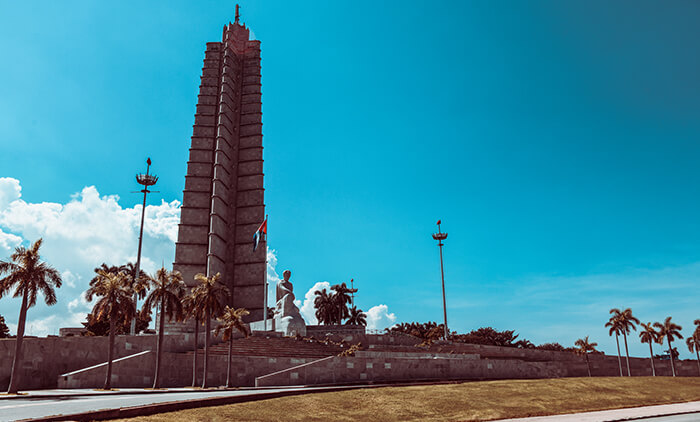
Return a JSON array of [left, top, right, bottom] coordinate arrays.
[[432, 220, 449, 340], [131, 158, 158, 335]]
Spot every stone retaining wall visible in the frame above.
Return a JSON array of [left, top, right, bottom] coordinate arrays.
[[58, 350, 318, 389], [255, 352, 567, 387], [0, 331, 216, 391]]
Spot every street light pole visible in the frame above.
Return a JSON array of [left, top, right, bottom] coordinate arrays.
[[131, 158, 158, 335], [432, 220, 449, 340]]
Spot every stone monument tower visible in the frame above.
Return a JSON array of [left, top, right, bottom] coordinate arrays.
[[172, 10, 265, 325]]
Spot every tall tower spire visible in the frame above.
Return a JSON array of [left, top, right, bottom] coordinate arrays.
[[235, 4, 240, 24]]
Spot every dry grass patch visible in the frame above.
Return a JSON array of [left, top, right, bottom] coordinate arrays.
[[116, 377, 700, 422]]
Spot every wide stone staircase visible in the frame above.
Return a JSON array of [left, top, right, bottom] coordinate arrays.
[[187, 333, 346, 359]]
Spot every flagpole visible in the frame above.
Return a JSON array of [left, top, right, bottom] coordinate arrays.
[[263, 214, 268, 331]]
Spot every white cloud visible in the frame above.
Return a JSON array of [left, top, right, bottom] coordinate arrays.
[[61, 270, 80, 289], [266, 248, 281, 310], [294, 281, 397, 329], [0, 228, 22, 256], [297, 281, 331, 325], [366, 304, 397, 331], [0, 177, 21, 209], [0, 179, 180, 335]]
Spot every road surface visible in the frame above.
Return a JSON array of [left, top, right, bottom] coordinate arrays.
[[0, 386, 353, 421]]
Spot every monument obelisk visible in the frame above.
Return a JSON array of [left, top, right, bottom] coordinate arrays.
[[171, 8, 265, 329]]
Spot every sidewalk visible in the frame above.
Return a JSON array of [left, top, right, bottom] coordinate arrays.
[[0, 386, 274, 400], [494, 400, 700, 421]]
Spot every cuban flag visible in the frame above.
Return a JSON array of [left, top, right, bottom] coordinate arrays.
[[253, 216, 267, 252]]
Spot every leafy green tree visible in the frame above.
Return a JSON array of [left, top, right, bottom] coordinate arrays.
[[192, 272, 229, 388], [605, 313, 624, 377], [453, 327, 522, 347], [388, 321, 445, 341], [81, 309, 151, 336], [654, 317, 683, 377], [215, 306, 250, 388], [85, 270, 136, 389], [639, 322, 659, 376], [535, 342, 575, 352], [142, 267, 185, 389], [574, 336, 598, 377], [0, 315, 10, 339], [0, 238, 62, 394]]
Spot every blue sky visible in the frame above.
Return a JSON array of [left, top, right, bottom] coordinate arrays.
[[1, 1, 699, 358]]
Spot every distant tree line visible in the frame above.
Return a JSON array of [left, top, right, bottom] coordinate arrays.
[[387, 322, 576, 352]]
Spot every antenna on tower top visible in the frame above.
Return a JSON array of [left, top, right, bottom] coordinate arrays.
[[235, 4, 240, 24]]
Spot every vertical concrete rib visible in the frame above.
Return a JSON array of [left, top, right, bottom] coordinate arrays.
[[172, 20, 265, 330]]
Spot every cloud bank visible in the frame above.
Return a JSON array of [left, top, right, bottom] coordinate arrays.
[[0, 178, 180, 336]]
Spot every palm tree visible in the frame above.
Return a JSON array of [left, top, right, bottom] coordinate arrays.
[[90, 263, 147, 295], [686, 332, 700, 376], [574, 336, 598, 377], [654, 317, 683, 377], [639, 322, 659, 376], [330, 282, 355, 323], [182, 286, 205, 387], [142, 267, 185, 389], [345, 306, 367, 326], [0, 239, 62, 394], [605, 313, 624, 377], [86, 270, 136, 389], [313, 288, 334, 325], [610, 308, 639, 376], [215, 306, 250, 388], [192, 272, 229, 388], [122, 262, 149, 300]]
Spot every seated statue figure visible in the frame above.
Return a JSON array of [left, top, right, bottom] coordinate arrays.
[[274, 270, 306, 337]]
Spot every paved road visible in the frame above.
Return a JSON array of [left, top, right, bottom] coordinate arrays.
[[495, 401, 700, 421], [0, 386, 351, 421], [2, 389, 699, 422], [633, 415, 700, 421]]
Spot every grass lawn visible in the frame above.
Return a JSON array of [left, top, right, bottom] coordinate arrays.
[[116, 377, 700, 422]]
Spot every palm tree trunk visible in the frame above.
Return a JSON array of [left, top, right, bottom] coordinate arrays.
[[622, 331, 631, 376], [191, 317, 199, 387], [585, 353, 591, 377], [7, 292, 28, 394], [615, 333, 623, 377], [226, 334, 233, 388], [202, 310, 210, 389], [696, 348, 700, 376], [648, 341, 656, 377], [104, 316, 116, 390], [153, 296, 165, 389], [668, 338, 676, 377]]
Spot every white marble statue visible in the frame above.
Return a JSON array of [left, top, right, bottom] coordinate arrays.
[[274, 270, 306, 336]]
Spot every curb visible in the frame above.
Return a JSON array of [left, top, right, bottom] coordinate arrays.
[[21, 385, 374, 421]]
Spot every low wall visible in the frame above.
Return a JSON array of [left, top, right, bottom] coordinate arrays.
[[255, 351, 567, 387], [0, 331, 216, 391], [255, 349, 700, 387], [59, 350, 319, 389], [305, 325, 366, 337]]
